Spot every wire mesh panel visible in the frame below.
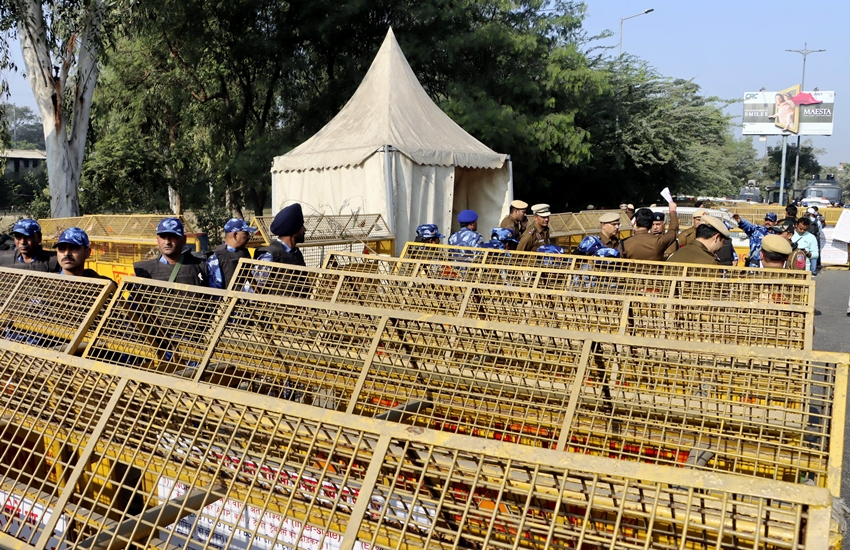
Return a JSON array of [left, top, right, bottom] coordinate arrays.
[[0, 268, 114, 352], [0, 342, 835, 550], [326, 253, 815, 307], [565, 342, 838, 488], [400, 243, 812, 281], [39, 215, 197, 241], [353, 317, 586, 448], [230, 261, 813, 349], [35, 217, 85, 239], [202, 296, 384, 406], [0, 348, 120, 548], [84, 278, 230, 375], [79, 280, 839, 489]]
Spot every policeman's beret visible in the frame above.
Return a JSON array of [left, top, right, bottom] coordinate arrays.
[[270, 203, 305, 237], [652, 212, 665, 222]]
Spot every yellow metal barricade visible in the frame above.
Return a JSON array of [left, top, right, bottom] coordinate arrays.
[[398, 242, 812, 279], [39, 214, 202, 284], [325, 252, 815, 309], [230, 260, 814, 350], [79, 278, 842, 494], [0, 341, 839, 549], [548, 211, 633, 251], [0, 268, 114, 352]]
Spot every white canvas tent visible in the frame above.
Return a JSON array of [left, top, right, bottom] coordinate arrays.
[[271, 28, 512, 254]]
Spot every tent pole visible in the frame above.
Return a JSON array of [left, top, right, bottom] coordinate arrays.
[[507, 156, 514, 212], [383, 145, 395, 236]]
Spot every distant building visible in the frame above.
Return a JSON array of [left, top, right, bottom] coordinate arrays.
[[2, 149, 46, 177]]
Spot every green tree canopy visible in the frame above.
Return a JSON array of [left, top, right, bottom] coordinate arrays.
[[1, 103, 44, 149]]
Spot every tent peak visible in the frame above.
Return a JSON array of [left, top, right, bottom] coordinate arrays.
[[273, 27, 507, 172]]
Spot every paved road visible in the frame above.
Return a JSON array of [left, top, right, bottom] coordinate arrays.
[[811, 269, 850, 547]]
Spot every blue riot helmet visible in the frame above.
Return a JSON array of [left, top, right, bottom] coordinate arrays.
[[479, 240, 506, 250], [536, 244, 565, 254], [593, 247, 621, 258], [576, 236, 603, 256], [491, 227, 519, 244]]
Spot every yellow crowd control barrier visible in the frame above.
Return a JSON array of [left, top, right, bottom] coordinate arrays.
[[548, 211, 633, 251], [325, 252, 815, 308], [38, 215, 201, 284], [80, 278, 843, 495], [399, 242, 812, 280], [248, 213, 395, 266], [0, 268, 114, 352], [0, 342, 837, 549], [230, 260, 814, 350]]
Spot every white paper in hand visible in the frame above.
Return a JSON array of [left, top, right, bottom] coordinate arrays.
[[660, 187, 673, 204]]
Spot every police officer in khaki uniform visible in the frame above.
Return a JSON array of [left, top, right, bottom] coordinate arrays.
[[667, 215, 729, 265], [675, 209, 708, 249], [620, 202, 679, 261], [500, 200, 528, 234], [599, 212, 621, 248], [517, 204, 551, 252], [760, 234, 793, 268]]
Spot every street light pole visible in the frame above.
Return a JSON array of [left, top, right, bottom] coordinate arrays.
[[786, 43, 825, 195], [619, 9, 654, 57]]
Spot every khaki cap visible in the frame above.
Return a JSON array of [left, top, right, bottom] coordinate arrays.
[[693, 209, 710, 218], [761, 234, 792, 255], [510, 200, 528, 209], [700, 215, 730, 238], [532, 203, 551, 217], [599, 212, 620, 224]]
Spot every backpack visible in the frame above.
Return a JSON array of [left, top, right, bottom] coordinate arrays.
[[788, 248, 808, 270]]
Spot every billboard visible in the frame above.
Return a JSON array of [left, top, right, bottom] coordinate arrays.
[[742, 86, 835, 136]]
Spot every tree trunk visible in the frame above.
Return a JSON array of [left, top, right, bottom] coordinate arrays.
[[17, 0, 103, 218]]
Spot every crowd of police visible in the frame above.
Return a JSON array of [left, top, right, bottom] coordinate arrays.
[[0, 198, 828, 291], [416, 199, 827, 271], [0, 202, 308, 290]]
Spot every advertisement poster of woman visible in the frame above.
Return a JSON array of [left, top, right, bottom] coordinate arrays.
[[768, 84, 801, 133]]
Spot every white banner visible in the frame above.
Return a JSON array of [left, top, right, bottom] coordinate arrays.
[[0, 489, 69, 549], [820, 226, 848, 266], [157, 477, 383, 550]]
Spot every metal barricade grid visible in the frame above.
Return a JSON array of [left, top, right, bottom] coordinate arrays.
[[0, 268, 114, 352], [84, 280, 230, 375], [324, 253, 815, 308], [204, 297, 381, 405], [35, 217, 85, 240], [400, 243, 812, 281], [79, 280, 843, 492], [0, 342, 835, 550], [234, 261, 812, 349], [0, 349, 119, 547], [566, 343, 833, 487]]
